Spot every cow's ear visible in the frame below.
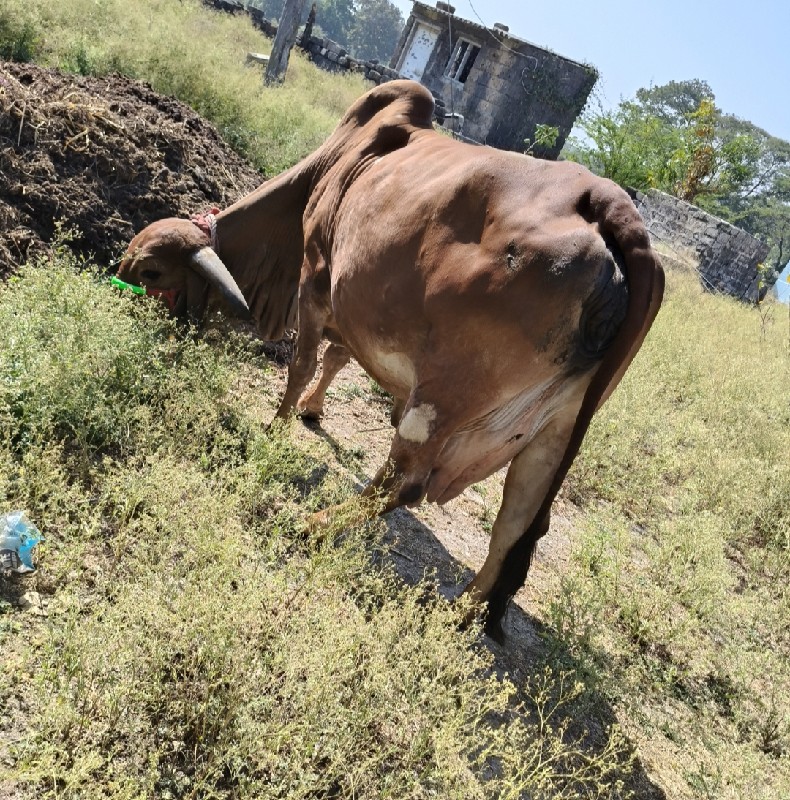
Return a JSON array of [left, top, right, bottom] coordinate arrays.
[[185, 270, 209, 325]]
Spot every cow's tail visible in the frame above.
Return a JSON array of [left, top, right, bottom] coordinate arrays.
[[584, 185, 665, 411], [484, 182, 664, 639]]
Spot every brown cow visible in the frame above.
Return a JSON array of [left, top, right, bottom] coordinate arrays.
[[119, 80, 664, 637]]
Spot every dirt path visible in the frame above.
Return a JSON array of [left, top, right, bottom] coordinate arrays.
[[260, 352, 570, 609]]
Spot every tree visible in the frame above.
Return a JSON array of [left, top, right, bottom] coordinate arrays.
[[634, 79, 715, 125], [565, 81, 790, 281], [690, 116, 790, 274], [707, 128, 790, 274], [250, 0, 404, 63], [315, 0, 356, 44], [568, 89, 762, 204], [265, 0, 309, 84], [565, 97, 687, 192], [345, 0, 403, 62]]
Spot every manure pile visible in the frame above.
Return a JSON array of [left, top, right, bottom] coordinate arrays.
[[0, 60, 263, 276]]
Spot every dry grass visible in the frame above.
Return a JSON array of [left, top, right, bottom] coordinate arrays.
[[556, 269, 790, 798]]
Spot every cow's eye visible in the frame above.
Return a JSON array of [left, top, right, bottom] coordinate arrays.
[[141, 269, 161, 282]]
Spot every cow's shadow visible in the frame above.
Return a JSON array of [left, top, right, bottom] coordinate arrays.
[[375, 506, 667, 799]]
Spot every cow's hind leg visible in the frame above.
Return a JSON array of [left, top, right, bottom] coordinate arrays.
[[462, 404, 581, 640], [296, 341, 352, 420], [307, 392, 456, 531]]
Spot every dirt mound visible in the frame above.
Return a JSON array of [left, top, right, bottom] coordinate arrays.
[[0, 60, 264, 276]]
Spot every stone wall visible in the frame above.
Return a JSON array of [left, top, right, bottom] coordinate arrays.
[[485, 41, 596, 156], [299, 35, 403, 86], [629, 189, 769, 302]]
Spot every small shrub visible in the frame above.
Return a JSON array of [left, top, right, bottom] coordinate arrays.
[[0, 9, 39, 62], [0, 242, 244, 469]]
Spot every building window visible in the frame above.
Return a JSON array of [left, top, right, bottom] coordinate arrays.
[[446, 39, 480, 83]]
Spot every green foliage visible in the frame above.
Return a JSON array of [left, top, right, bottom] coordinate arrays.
[[344, 0, 404, 62], [525, 123, 560, 156], [567, 99, 673, 190], [633, 79, 716, 124], [0, 246, 198, 460], [568, 92, 754, 202], [248, 0, 403, 62], [314, 0, 356, 44], [702, 117, 790, 276], [565, 80, 790, 284], [0, 7, 39, 61], [5, 249, 265, 464]]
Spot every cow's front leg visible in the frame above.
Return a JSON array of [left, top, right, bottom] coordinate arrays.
[[275, 263, 331, 420], [296, 341, 352, 420]]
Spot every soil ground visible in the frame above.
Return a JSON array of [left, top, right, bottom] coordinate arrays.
[[0, 60, 263, 275]]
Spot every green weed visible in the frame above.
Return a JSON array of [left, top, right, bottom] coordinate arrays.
[[0, 8, 38, 61]]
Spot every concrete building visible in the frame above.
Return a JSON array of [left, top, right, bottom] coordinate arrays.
[[390, 2, 597, 157]]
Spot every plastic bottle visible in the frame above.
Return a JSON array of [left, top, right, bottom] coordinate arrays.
[[0, 511, 43, 574]]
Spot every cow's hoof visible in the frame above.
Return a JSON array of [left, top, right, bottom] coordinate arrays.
[[483, 616, 506, 645], [292, 510, 330, 547], [264, 415, 289, 435], [297, 406, 323, 422], [459, 591, 506, 643]]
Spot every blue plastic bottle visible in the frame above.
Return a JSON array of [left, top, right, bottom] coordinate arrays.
[[0, 511, 43, 573]]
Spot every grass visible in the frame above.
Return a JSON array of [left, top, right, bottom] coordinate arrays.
[[0, 252, 635, 799], [553, 269, 790, 798], [1, 0, 788, 794], [0, 0, 367, 175], [3, 235, 786, 800]]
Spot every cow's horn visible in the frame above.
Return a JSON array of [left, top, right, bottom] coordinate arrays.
[[189, 246, 251, 319]]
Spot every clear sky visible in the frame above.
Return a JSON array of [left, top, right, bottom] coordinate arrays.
[[391, 0, 790, 142]]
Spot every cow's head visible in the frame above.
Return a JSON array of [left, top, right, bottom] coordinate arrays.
[[118, 218, 250, 321]]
